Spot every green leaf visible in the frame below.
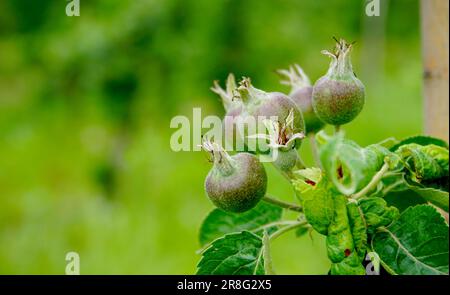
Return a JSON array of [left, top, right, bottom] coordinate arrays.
[[326, 195, 355, 263], [326, 195, 365, 275], [390, 135, 449, 152], [292, 168, 334, 235], [396, 143, 449, 183], [359, 197, 399, 234], [405, 180, 449, 212], [319, 133, 391, 195], [384, 189, 428, 213], [199, 202, 282, 246], [197, 231, 265, 275], [381, 172, 448, 212], [378, 171, 409, 195], [330, 252, 366, 275], [347, 201, 368, 261], [386, 143, 449, 212], [372, 205, 449, 275]]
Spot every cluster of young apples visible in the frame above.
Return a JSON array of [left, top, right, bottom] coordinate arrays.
[[202, 39, 365, 212]]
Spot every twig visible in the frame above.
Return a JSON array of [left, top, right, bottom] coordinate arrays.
[[352, 160, 390, 200], [309, 133, 322, 168], [262, 195, 303, 212], [269, 221, 308, 241], [251, 220, 302, 233], [335, 125, 341, 133], [263, 231, 275, 274]]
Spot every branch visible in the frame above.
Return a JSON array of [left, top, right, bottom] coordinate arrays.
[[269, 220, 308, 241], [262, 195, 303, 212], [335, 125, 341, 133], [263, 231, 275, 274], [352, 160, 390, 200], [309, 133, 322, 168]]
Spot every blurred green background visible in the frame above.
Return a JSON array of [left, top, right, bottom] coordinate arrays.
[[0, 0, 423, 274]]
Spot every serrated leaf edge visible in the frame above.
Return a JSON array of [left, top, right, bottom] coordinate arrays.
[[196, 231, 265, 275], [371, 204, 449, 275]]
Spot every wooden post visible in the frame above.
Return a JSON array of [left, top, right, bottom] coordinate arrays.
[[420, 0, 449, 142]]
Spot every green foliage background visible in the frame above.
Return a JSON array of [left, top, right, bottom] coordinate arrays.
[[0, 0, 423, 274]]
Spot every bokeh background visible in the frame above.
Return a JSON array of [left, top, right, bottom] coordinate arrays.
[[0, 0, 423, 274]]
